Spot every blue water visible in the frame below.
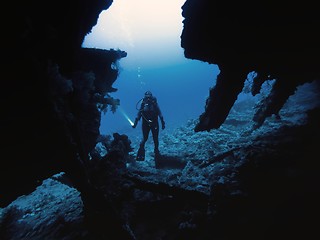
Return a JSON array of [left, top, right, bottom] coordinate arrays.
[[100, 59, 219, 137], [81, 0, 220, 138], [89, 1, 320, 141]]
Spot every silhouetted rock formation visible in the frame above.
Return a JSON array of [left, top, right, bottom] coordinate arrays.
[[2, 1, 133, 238], [1, 0, 320, 239], [181, 0, 320, 131], [1, 0, 126, 209]]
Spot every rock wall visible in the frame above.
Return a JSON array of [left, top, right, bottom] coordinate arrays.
[[181, 0, 320, 131], [1, 0, 125, 206]]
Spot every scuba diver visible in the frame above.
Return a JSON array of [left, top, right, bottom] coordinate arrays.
[[132, 91, 165, 161]]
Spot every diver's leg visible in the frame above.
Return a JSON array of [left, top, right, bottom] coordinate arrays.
[[151, 123, 161, 168], [151, 123, 160, 154], [137, 122, 150, 161], [140, 122, 150, 148]]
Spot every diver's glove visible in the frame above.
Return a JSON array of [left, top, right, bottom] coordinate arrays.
[[161, 119, 165, 130], [132, 118, 138, 128]]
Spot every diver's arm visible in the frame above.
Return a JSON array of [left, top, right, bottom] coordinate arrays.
[[136, 109, 142, 121], [156, 103, 165, 129]]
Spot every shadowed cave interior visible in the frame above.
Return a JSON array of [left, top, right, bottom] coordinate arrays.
[[1, 0, 320, 239]]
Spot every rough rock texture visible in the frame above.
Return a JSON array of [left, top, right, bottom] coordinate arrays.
[[1, 0, 320, 239], [1, 89, 319, 239], [1, 0, 121, 205], [1, 2, 130, 239], [181, 0, 320, 131], [0, 174, 86, 240]]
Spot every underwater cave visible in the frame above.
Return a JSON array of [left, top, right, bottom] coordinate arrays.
[[1, 0, 320, 239]]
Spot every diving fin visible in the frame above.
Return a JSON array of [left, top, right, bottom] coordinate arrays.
[[136, 147, 145, 161]]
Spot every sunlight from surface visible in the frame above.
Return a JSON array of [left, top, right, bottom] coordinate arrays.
[[83, 0, 186, 69]]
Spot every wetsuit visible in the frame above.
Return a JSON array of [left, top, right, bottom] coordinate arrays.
[[133, 95, 165, 160]]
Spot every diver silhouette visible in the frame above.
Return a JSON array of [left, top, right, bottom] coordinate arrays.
[[132, 91, 165, 162]]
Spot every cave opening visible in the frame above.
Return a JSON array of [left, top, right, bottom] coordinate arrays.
[[82, 0, 219, 138], [1, 1, 320, 239], [81, 0, 320, 168]]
